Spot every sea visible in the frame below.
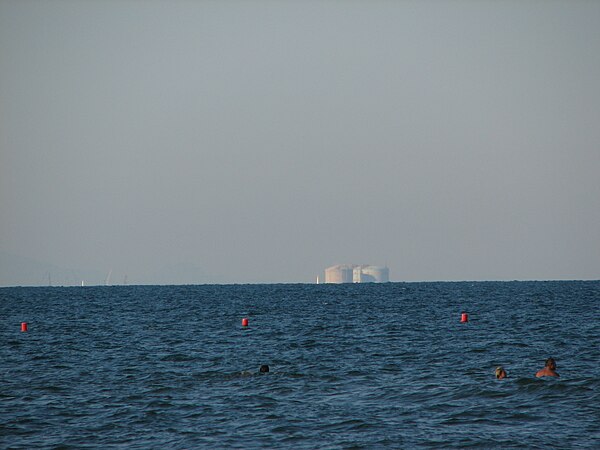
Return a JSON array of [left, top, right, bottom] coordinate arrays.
[[1, 281, 599, 449]]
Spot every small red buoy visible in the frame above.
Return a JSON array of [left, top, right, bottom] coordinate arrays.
[[241, 318, 249, 327], [21, 322, 28, 332], [460, 313, 469, 323]]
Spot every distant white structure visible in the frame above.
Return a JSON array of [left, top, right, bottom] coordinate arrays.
[[325, 265, 354, 283], [357, 265, 389, 283], [325, 264, 389, 283]]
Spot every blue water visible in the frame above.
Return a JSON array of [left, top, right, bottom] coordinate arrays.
[[1, 281, 599, 448]]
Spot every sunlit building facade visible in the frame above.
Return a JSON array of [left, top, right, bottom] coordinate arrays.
[[325, 264, 389, 283]]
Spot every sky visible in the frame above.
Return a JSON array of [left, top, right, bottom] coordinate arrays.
[[1, 0, 599, 285]]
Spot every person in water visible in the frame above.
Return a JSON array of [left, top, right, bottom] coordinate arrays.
[[536, 357, 559, 378], [259, 364, 269, 373], [495, 366, 507, 379]]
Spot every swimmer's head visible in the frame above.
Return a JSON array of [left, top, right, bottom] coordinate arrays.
[[259, 364, 269, 373], [495, 366, 507, 379], [545, 358, 556, 369]]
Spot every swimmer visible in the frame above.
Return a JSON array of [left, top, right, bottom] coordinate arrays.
[[535, 357, 559, 378], [259, 364, 269, 373], [495, 366, 507, 379]]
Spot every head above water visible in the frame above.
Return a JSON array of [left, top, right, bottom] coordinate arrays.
[[259, 364, 270, 373], [495, 366, 507, 379], [545, 358, 556, 369]]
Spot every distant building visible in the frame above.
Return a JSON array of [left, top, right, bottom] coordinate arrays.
[[325, 264, 354, 283], [325, 264, 389, 283]]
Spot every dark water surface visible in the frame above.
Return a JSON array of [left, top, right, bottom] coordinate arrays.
[[1, 281, 599, 448]]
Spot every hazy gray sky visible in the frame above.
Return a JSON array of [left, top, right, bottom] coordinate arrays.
[[1, 0, 599, 285]]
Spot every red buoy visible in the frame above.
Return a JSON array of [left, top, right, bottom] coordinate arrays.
[[461, 313, 469, 323], [241, 318, 249, 327], [21, 322, 28, 332]]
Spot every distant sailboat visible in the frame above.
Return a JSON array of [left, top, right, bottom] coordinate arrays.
[[104, 269, 112, 286]]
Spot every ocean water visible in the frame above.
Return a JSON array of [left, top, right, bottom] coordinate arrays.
[[1, 281, 599, 449]]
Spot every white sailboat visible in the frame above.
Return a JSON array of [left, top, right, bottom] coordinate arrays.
[[104, 269, 112, 286]]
